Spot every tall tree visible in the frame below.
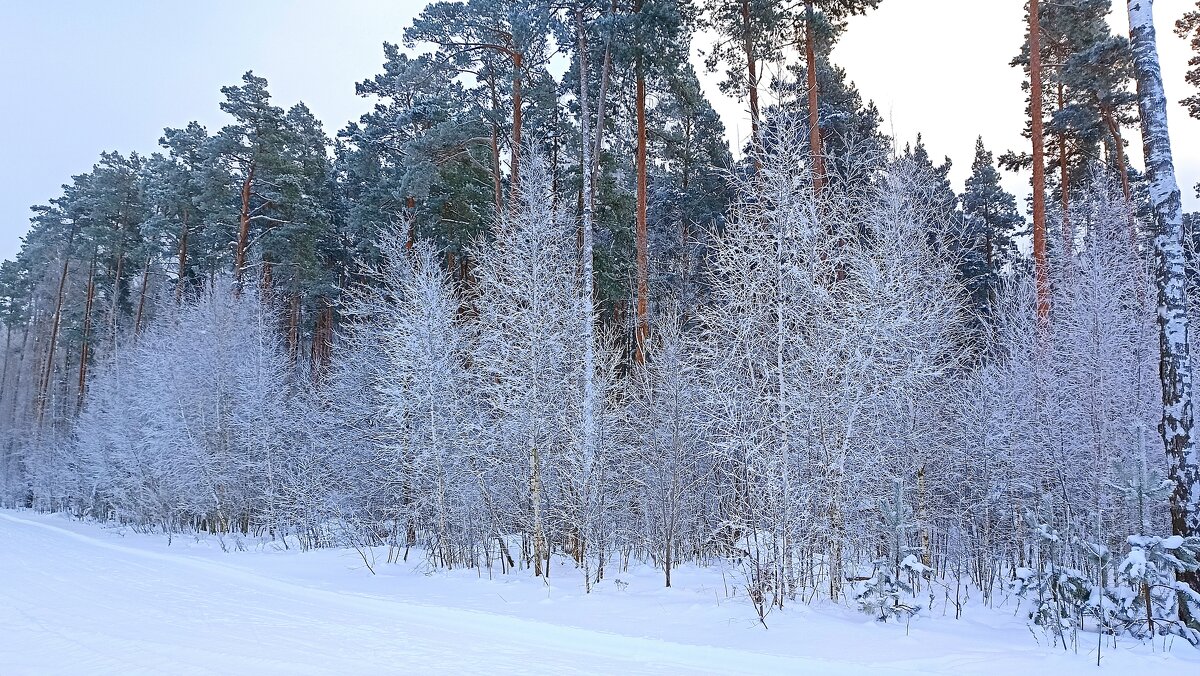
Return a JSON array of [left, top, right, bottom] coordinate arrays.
[[148, 122, 230, 298], [1029, 0, 1051, 321], [767, 49, 889, 187], [214, 72, 288, 285], [1059, 31, 1137, 206], [343, 47, 492, 271], [961, 138, 1025, 316], [702, 0, 787, 155], [798, 0, 883, 192], [626, 0, 691, 361], [575, 0, 599, 508], [1127, 0, 1200, 608], [405, 0, 553, 205]]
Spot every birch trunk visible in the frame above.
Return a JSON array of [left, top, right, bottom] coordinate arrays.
[[635, 46, 649, 363], [576, 4, 597, 476], [1127, 0, 1200, 603]]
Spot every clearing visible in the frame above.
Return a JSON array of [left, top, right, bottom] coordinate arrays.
[[0, 510, 1196, 675]]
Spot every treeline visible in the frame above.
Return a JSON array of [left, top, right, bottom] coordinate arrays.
[[3, 0, 1200, 647]]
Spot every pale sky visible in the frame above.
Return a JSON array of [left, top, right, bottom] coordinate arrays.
[[2, 0, 1198, 263]]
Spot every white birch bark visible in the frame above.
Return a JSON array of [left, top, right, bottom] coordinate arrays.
[[576, 4, 597, 478], [1128, 0, 1200, 539]]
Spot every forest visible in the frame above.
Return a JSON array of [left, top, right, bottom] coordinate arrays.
[[3, 0, 1200, 648]]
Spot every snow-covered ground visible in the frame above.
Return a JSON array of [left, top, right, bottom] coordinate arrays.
[[1, 510, 1196, 675]]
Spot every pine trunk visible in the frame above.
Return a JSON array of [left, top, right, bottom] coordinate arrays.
[[1029, 0, 1050, 321], [510, 53, 523, 203], [1127, 0, 1200, 605], [287, 293, 301, 364], [176, 210, 189, 300], [1102, 107, 1137, 244], [0, 325, 10, 414], [38, 226, 77, 425], [635, 50, 649, 363], [235, 164, 255, 286], [310, 295, 333, 378], [77, 254, 97, 412], [741, 0, 762, 156]]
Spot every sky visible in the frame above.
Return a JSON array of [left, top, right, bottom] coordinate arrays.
[[1, 0, 1198, 263]]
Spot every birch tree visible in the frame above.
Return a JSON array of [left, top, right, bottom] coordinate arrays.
[[1127, 1, 1200, 608]]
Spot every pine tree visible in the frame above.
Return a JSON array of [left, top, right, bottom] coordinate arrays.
[[961, 138, 1025, 317], [1175, 1, 1200, 121], [405, 0, 554, 204], [1030, 0, 1051, 320], [147, 122, 229, 298], [626, 0, 692, 361], [798, 1, 883, 192], [701, 0, 788, 154], [214, 72, 289, 285], [1058, 17, 1137, 205], [901, 136, 959, 228], [648, 62, 733, 314], [343, 47, 492, 270], [1175, 1, 1200, 203], [768, 23, 890, 185]]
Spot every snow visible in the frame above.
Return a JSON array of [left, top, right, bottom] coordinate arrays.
[[2, 509, 1198, 675]]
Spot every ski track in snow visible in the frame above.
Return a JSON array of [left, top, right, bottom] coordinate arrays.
[[0, 511, 910, 675], [1, 510, 1197, 675]]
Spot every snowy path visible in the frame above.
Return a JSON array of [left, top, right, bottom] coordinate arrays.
[[0, 512, 916, 675]]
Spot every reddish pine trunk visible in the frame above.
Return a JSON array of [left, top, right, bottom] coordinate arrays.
[[806, 1, 826, 192], [635, 57, 649, 363], [235, 164, 255, 285], [1102, 109, 1134, 202], [406, 196, 417, 249], [1029, 0, 1051, 322], [310, 296, 333, 379], [741, 0, 762, 157], [38, 227, 77, 425], [510, 53, 523, 203], [261, 260, 274, 301], [1102, 107, 1137, 244]]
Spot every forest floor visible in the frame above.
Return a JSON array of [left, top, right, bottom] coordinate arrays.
[[1, 510, 1197, 675]]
